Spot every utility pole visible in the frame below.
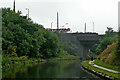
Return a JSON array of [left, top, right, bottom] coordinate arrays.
[[26, 8, 29, 18], [92, 22, 94, 33], [13, 0, 15, 12], [84, 23, 86, 33], [57, 12, 59, 31]]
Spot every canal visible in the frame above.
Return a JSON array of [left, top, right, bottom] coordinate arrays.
[[2, 60, 101, 79]]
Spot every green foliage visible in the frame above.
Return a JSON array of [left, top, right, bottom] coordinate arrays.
[[90, 28, 117, 55], [19, 56, 28, 61], [48, 54, 80, 62], [96, 29, 120, 65], [111, 29, 120, 65], [96, 37, 115, 54], [7, 45, 17, 57], [90, 44, 99, 57], [114, 29, 120, 59], [2, 8, 62, 59], [63, 42, 78, 56]]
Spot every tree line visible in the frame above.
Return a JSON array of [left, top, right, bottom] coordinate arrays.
[[90, 27, 117, 55], [2, 8, 62, 59], [90, 27, 120, 65]]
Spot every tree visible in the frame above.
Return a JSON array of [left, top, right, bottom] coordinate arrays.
[[63, 42, 78, 56], [105, 27, 116, 37], [2, 8, 62, 58], [92, 27, 117, 55], [112, 28, 120, 64]]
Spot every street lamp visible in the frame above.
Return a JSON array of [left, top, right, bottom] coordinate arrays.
[[51, 22, 53, 29], [26, 8, 29, 18], [62, 23, 69, 28], [92, 22, 94, 33], [65, 23, 69, 27]]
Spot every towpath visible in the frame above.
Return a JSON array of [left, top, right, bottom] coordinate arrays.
[[89, 61, 120, 74]]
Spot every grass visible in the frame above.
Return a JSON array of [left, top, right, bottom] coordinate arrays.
[[94, 60, 120, 72], [81, 60, 120, 79], [2, 56, 46, 70], [48, 54, 80, 62]]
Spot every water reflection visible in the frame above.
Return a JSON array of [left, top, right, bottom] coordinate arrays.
[[2, 60, 99, 79]]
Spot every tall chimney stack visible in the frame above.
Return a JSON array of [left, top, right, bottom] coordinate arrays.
[[13, 0, 15, 12], [85, 23, 86, 33], [57, 12, 59, 30]]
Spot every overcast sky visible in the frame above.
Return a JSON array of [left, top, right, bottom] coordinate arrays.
[[1, 0, 120, 34]]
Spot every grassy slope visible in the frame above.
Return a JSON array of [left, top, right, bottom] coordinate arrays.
[[98, 43, 120, 65], [94, 60, 120, 72], [97, 42, 120, 71], [81, 60, 120, 79]]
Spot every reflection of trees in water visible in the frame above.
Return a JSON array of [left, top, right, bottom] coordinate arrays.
[[2, 60, 95, 78], [18, 61, 80, 78], [2, 65, 28, 78], [27, 61, 79, 78]]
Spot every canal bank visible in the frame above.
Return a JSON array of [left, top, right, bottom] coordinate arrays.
[[81, 60, 120, 80], [2, 54, 80, 78], [2, 60, 99, 79], [2, 54, 80, 70]]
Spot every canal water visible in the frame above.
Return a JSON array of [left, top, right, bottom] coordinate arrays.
[[2, 60, 101, 79]]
